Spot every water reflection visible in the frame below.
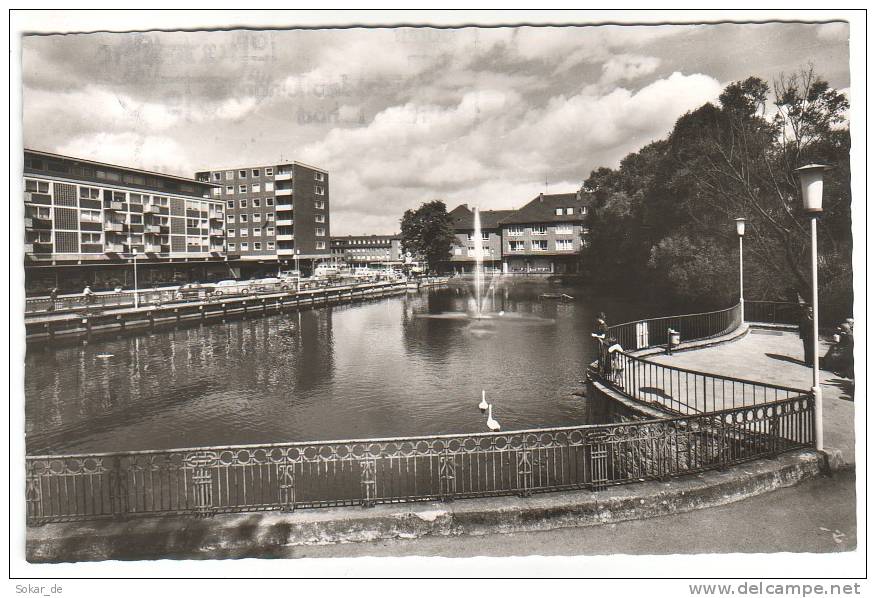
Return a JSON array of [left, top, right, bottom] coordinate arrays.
[[25, 281, 650, 455]]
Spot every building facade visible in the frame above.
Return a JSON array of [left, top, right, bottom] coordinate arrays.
[[499, 192, 589, 274], [24, 149, 227, 294], [446, 205, 513, 274], [195, 161, 330, 277], [330, 235, 402, 269]]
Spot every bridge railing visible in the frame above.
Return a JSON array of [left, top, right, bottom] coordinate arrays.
[[745, 300, 801, 326], [602, 304, 742, 352], [25, 392, 814, 525]]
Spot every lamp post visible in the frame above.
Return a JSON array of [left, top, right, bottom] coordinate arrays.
[[132, 248, 139, 309], [294, 249, 301, 292], [735, 218, 746, 323], [795, 164, 829, 452]]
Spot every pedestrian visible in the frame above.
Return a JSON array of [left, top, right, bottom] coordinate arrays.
[[83, 284, 94, 307], [48, 287, 58, 312], [798, 306, 815, 366]]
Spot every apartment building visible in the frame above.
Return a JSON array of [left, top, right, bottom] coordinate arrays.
[[446, 205, 514, 274], [499, 192, 589, 274], [196, 161, 330, 277], [23, 149, 227, 294], [330, 235, 402, 269]]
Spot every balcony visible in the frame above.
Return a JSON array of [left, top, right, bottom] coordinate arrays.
[[277, 248, 296, 255], [276, 219, 294, 226], [104, 222, 124, 232], [275, 172, 293, 181], [105, 201, 125, 211], [145, 225, 162, 234], [24, 243, 33, 253], [143, 204, 159, 214], [276, 203, 293, 212], [276, 188, 293, 196], [276, 234, 294, 241], [144, 244, 162, 253], [209, 229, 224, 237], [104, 243, 125, 253], [32, 242, 53, 254], [210, 213, 224, 221]]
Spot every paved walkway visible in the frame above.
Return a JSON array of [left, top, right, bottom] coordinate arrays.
[[647, 329, 856, 466], [221, 469, 857, 559]]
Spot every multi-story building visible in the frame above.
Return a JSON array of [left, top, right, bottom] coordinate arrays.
[[446, 205, 514, 274], [23, 149, 227, 294], [195, 161, 330, 277], [499, 192, 589, 274], [330, 235, 402, 269]]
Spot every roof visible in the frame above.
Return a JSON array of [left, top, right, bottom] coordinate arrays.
[[498, 192, 588, 225], [25, 148, 217, 187], [448, 204, 517, 230]]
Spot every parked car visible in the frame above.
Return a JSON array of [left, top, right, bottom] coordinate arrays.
[[211, 279, 252, 296], [175, 282, 216, 301]]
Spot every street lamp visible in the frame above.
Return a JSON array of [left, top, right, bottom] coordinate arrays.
[[735, 218, 746, 323], [795, 163, 829, 453], [294, 249, 301, 292], [131, 248, 139, 309]]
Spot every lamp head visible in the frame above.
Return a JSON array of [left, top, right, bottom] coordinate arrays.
[[795, 164, 831, 214], [734, 217, 746, 237]]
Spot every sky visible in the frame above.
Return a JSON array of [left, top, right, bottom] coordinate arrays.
[[21, 21, 850, 235]]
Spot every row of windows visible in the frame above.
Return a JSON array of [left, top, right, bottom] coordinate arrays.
[[227, 227, 276, 237], [211, 169, 326, 181], [228, 198, 275, 208], [505, 225, 576, 236], [26, 158, 202, 194], [227, 213, 275, 223], [228, 240, 328, 252], [26, 179, 223, 214], [508, 240, 575, 251], [554, 207, 586, 216]]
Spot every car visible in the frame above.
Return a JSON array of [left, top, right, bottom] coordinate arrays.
[[212, 279, 252, 296]]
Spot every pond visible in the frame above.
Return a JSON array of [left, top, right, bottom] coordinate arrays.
[[24, 279, 654, 455]]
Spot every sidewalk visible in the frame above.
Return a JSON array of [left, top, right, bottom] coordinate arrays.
[[647, 329, 856, 467]]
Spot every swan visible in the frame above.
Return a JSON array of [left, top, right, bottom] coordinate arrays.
[[478, 390, 488, 412], [486, 404, 500, 431]]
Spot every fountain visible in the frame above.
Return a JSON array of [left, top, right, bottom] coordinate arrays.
[[472, 206, 485, 317]]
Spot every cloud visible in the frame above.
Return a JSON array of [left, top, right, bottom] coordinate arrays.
[[52, 133, 194, 175], [816, 22, 849, 41]]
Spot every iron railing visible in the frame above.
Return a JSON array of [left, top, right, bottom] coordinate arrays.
[[25, 393, 814, 524], [745, 300, 801, 326], [603, 304, 742, 351]]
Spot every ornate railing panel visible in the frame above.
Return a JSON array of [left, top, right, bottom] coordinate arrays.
[[25, 393, 814, 525]]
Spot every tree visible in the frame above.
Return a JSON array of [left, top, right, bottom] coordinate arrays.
[[400, 200, 456, 274]]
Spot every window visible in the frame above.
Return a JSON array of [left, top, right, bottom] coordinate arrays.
[[213, 172, 221, 181], [254, 242, 262, 250], [226, 186, 234, 194], [240, 229, 248, 237], [314, 185, 325, 195], [267, 241, 275, 250], [580, 206, 587, 215], [556, 239, 574, 251], [482, 232, 490, 240], [315, 214, 325, 223], [532, 225, 547, 235], [228, 229, 236, 237], [316, 241, 326, 250], [265, 167, 273, 176], [228, 243, 237, 251], [510, 241, 525, 251], [252, 169, 260, 177], [314, 172, 325, 181], [239, 185, 248, 193], [315, 227, 325, 236], [239, 170, 247, 178], [532, 240, 548, 251], [113, 191, 126, 202], [80, 209, 101, 223], [225, 171, 234, 180], [227, 215, 235, 223], [240, 214, 248, 223], [266, 197, 274, 206], [25, 178, 49, 193], [253, 228, 262, 236], [212, 188, 221, 197], [314, 200, 325, 209], [241, 242, 249, 251], [252, 184, 261, 193], [566, 207, 574, 215], [253, 213, 261, 221], [265, 182, 274, 191], [129, 193, 143, 205], [79, 186, 100, 199], [555, 208, 563, 216], [253, 198, 260, 207], [266, 213, 275, 221], [227, 201, 235, 209], [267, 227, 275, 236], [506, 226, 524, 236], [555, 224, 574, 234], [240, 199, 247, 208]]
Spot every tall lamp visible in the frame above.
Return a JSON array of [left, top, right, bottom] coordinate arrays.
[[132, 248, 139, 309], [735, 218, 746, 322], [795, 164, 829, 452]]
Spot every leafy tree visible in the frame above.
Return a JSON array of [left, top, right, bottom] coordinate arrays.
[[400, 200, 456, 274]]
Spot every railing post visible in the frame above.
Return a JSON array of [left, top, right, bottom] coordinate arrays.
[[517, 438, 534, 497], [187, 451, 216, 517], [25, 460, 43, 525], [438, 449, 456, 501], [109, 455, 129, 520], [360, 457, 377, 507], [586, 432, 608, 491], [278, 461, 296, 512]]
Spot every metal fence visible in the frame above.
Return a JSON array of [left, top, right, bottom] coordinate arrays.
[[603, 304, 742, 351], [745, 300, 802, 326], [25, 393, 814, 524]]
